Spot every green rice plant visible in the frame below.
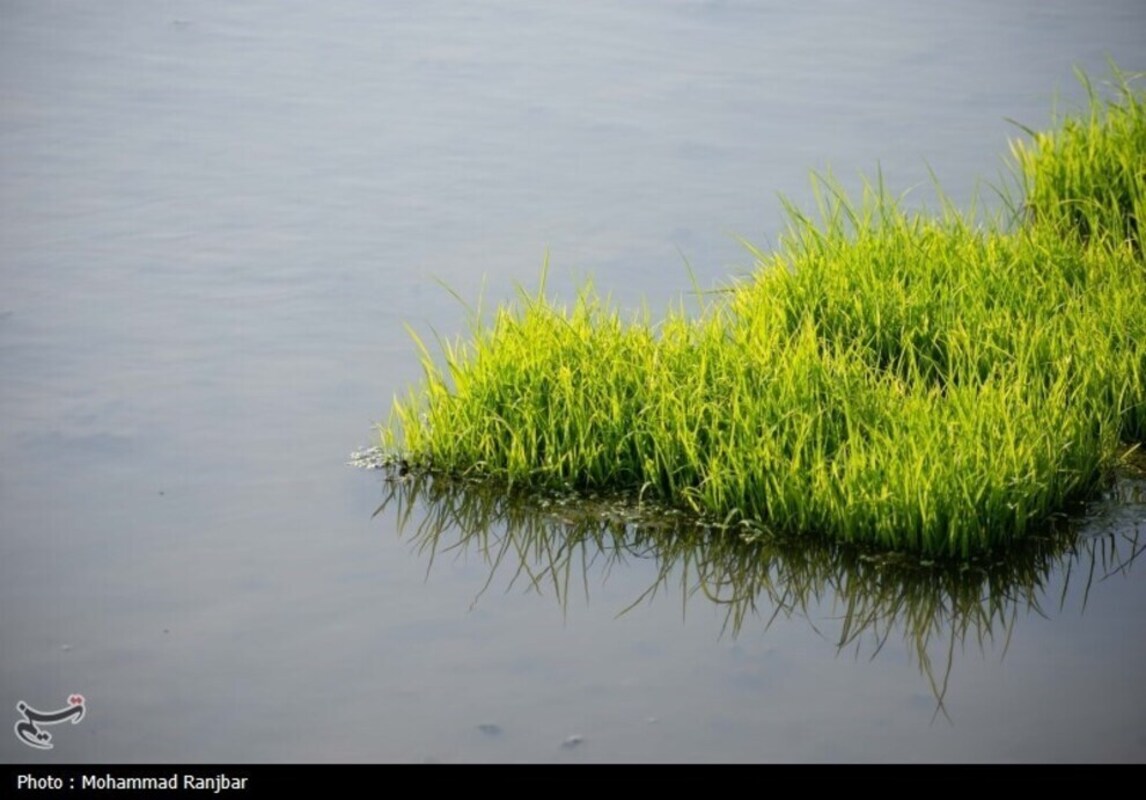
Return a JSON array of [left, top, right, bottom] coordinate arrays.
[[383, 65, 1146, 559], [1009, 63, 1146, 251]]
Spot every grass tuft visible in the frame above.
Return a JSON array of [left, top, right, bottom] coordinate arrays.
[[382, 65, 1146, 559], [1009, 62, 1146, 251]]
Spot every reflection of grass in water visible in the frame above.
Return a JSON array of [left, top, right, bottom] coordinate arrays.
[[373, 468, 1144, 720]]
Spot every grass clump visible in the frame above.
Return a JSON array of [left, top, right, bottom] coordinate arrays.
[[1010, 64, 1145, 251], [383, 66, 1146, 559]]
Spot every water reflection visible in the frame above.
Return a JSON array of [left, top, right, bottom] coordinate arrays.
[[372, 467, 1143, 719]]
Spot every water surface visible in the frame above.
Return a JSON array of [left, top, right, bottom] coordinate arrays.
[[2, 0, 1145, 762]]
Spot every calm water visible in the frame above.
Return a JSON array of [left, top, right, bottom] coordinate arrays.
[[2, 0, 1144, 762]]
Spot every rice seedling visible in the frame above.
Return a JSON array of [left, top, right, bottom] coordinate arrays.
[[1009, 63, 1145, 251], [381, 65, 1146, 559]]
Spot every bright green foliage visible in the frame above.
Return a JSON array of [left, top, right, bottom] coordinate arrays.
[[1011, 64, 1145, 250], [384, 66, 1146, 558]]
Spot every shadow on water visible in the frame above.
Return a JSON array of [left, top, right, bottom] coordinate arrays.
[[370, 463, 1144, 722]]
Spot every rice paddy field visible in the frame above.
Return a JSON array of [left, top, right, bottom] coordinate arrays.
[[4, 1, 1144, 764], [385, 67, 1146, 559]]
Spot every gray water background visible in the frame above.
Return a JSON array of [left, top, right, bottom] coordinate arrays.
[[2, 0, 1145, 762]]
